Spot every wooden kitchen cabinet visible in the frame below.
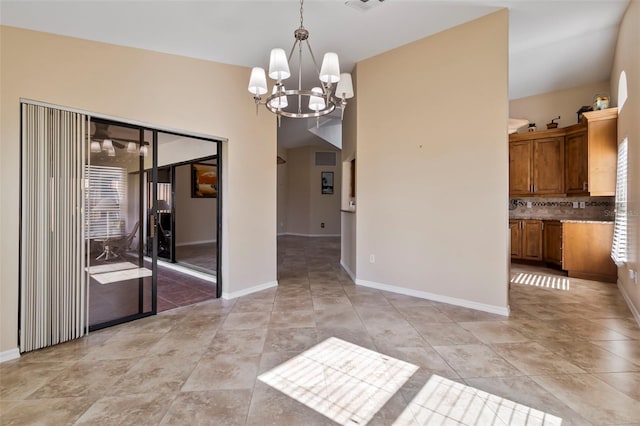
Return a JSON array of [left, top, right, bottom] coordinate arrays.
[[565, 128, 588, 194], [563, 221, 617, 282], [543, 221, 563, 266], [510, 220, 522, 258], [509, 135, 564, 196], [565, 108, 618, 196], [509, 142, 532, 195], [510, 219, 543, 261]]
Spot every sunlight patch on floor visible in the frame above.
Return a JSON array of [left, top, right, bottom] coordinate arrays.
[[258, 337, 419, 425], [511, 273, 570, 291], [393, 375, 562, 426], [91, 267, 152, 284]]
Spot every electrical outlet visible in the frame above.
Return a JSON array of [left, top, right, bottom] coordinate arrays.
[[369, 254, 375, 263], [320, 222, 325, 228], [579, 202, 586, 209], [572, 202, 579, 208], [630, 269, 637, 284], [526, 202, 532, 208]]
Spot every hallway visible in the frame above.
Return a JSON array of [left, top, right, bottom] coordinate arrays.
[[1, 236, 639, 424]]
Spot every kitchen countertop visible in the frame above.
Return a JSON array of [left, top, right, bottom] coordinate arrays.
[[510, 217, 613, 223], [561, 219, 614, 224]]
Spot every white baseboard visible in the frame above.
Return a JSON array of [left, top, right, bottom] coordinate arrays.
[[0, 348, 20, 363], [355, 278, 510, 317], [618, 279, 640, 326], [280, 233, 341, 238], [175, 239, 216, 247], [340, 260, 356, 282], [222, 280, 278, 300]]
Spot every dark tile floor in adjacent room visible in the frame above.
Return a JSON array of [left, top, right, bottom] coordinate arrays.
[[156, 265, 216, 312], [175, 242, 216, 274]]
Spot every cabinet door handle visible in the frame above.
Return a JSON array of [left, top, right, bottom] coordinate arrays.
[[532, 184, 535, 192], [583, 182, 587, 191]]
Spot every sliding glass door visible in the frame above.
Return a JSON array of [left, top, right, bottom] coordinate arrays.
[[86, 119, 155, 330], [21, 101, 224, 346]]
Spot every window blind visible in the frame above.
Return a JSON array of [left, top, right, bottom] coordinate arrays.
[[611, 138, 628, 266], [85, 165, 127, 239]]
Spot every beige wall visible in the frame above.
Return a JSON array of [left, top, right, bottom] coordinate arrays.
[[610, 0, 640, 320], [509, 81, 610, 132], [277, 146, 288, 235], [0, 26, 277, 353], [355, 10, 510, 312], [174, 164, 217, 246], [285, 145, 341, 236], [341, 67, 358, 278]]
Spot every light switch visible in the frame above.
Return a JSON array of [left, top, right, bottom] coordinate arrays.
[[573, 202, 579, 208], [579, 202, 586, 209]]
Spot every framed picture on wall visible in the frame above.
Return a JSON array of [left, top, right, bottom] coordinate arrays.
[[321, 171, 334, 195], [191, 162, 217, 198]]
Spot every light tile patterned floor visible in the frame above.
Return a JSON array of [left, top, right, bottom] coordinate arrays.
[[1, 236, 639, 425]]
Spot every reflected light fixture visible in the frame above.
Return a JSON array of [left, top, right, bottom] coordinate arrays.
[[247, 0, 354, 123], [102, 139, 114, 151], [139, 145, 148, 157], [127, 141, 137, 153], [90, 140, 102, 153]]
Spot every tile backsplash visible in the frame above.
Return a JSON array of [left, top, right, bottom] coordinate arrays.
[[509, 196, 614, 221]]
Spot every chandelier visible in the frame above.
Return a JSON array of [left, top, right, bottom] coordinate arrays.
[[247, 0, 354, 122]]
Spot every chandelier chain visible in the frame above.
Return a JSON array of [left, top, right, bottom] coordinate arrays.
[[300, 0, 304, 28]]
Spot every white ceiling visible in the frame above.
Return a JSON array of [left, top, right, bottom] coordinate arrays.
[[1, 0, 629, 148]]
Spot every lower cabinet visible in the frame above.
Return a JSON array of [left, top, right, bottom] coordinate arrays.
[[563, 222, 617, 282], [543, 221, 563, 265], [511, 219, 562, 265], [510, 219, 543, 261], [511, 220, 616, 282]]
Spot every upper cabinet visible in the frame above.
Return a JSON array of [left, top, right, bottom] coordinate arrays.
[[509, 108, 617, 197], [509, 134, 564, 196], [580, 108, 618, 196]]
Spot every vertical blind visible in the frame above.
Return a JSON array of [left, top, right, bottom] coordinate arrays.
[[611, 138, 628, 266], [20, 104, 87, 352]]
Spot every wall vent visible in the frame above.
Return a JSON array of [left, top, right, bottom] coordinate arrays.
[[315, 151, 337, 166]]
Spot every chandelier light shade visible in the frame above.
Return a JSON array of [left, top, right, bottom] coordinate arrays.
[[308, 87, 326, 111], [319, 53, 340, 84], [269, 48, 291, 81], [248, 0, 354, 121], [269, 85, 288, 109], [248, 67, 268, 96], [335, 73, 355, 100], [139, 145, 148, 157], [127, 141, 137, 153]]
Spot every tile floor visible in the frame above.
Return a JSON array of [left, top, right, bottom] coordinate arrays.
[[1, 236, 639, 425]]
